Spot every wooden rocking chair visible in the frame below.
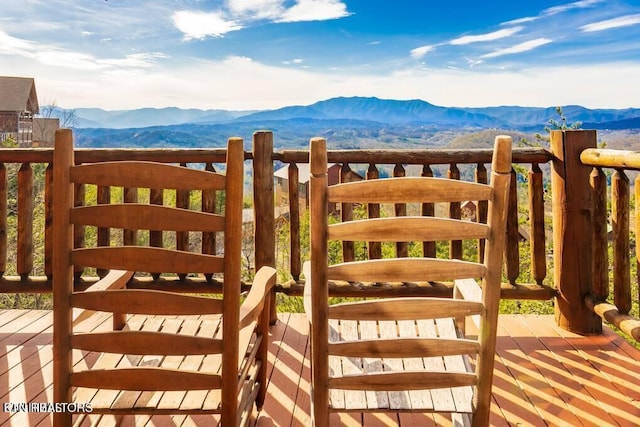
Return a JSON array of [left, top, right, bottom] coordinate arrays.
[[303, 136, 512, 426], [52, 129, 276, 426]]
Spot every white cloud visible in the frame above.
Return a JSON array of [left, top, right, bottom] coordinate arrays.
[[283, 58, 304, 65], [99, 53, 169, 68], [481, 38, 553, 59], [580, 14, 640, 32], [410, 45, 435, 60], [543, 0, 602, 16], [277, 0, 350, 23], [226, 0, 284, 20], [0, 30, 166, 71], [502, 16, 538, 26], [450, 27, 524, 45], [172, 10, 242, 40]]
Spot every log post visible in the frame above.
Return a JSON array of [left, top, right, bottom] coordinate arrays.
[[550, 130, 601, 334], [253, 131, 276, 324]]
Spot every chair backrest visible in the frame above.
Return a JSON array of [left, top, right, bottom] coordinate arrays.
[[309, 135, 511, 293], [307, 135, 512, 425], [52, 129, 245, 421]]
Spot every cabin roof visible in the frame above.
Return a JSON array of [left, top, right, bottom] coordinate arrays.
[[0, 76, 39, 113]]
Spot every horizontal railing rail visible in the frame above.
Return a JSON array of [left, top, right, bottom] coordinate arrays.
[[0, 146, 252, 296], [276, 146, 556, 301]]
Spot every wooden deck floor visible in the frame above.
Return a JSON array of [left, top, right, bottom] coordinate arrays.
[[0, 310, 639, 426]]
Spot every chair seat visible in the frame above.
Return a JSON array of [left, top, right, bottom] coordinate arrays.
[[328, 317, 474, 413], [72, 314, 259, 417]]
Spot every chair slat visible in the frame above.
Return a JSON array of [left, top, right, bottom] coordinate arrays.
[[71, 204, 225, 232], [71, 368, 222, 391], [72, 247, 224, 274], [329, 371, 477, 391], [328, 298, 483, 321], [71, 290, 223, 315], [329, 337, 480, 358], [328, 177, 492, 203], [71, 330, 223, 355], [71, 162, 226, 190], [327, 258, 486, 283], [328, 217, 489, 242]]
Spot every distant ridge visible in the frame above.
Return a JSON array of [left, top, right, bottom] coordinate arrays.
[[65, 96, 640, 130]]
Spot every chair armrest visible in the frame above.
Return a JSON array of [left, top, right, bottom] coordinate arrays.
[[73, 270, 134, 327], [302, 261, 312, 323], [239, 266, 277, 329]]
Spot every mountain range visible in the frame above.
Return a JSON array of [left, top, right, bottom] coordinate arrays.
[[71, 96, 640, 129], [59, 97, 640, 149]]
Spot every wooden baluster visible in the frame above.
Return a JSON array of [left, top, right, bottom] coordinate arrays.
[[73, 182, 85, 281], [394, 163, 408, 258], [367, 164, 381, 259], [448, 163, 462, 260], [0, 163, 6, 277], [44, 163, 53, 279], [17, 163, 33, 280], [528, 164, 546, 285], [591, 167, 609, 300], [123, 186, 138, 246], [288, 163, 301, 280], [612, 169, 631, 314], [96, 185, 110, 278], [201, 163, 216, 282], [475, 163, 488, 262], [340, 163, 355, 262], [422, 164, 436, 258], [176, 163, 190, 280], [505, 168, 519, 284], [253, 131, 276, 324], [149, 186, 164, 280]]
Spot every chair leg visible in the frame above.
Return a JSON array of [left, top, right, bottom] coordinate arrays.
[[256, 298, 271, 409], [53, 411, 72, 427]]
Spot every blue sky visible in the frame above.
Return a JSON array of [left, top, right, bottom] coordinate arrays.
[[1, 0, 639, 110]]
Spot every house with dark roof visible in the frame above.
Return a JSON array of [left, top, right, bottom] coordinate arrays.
[[0, 77, 39, 146]]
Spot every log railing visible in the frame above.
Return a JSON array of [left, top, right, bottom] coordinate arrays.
[[579, 145, 640, 341], [0, 140, 271, 295], [1, 129, 638, 344], [275, 147, 556, 301]]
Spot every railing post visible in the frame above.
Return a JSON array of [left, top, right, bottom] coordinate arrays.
[[253, 131, 276, 324], [550, 129, 601, 334]]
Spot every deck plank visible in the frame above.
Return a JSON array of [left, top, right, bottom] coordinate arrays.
[[508, 315, 621, 426], [538, 315, 640, 426], [1, 312, 640, 426]]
